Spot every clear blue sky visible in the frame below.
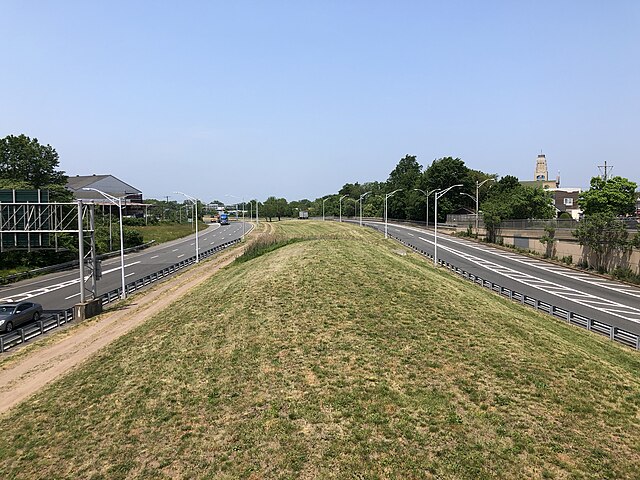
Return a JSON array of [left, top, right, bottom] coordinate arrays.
[[2, 1, 639, 202]]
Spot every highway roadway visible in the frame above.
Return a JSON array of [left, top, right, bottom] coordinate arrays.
[[360, 220, 640, 338], [0, 222, 250, 315]]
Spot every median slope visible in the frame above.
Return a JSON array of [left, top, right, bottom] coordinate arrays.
[[0, 221, 638, 479]]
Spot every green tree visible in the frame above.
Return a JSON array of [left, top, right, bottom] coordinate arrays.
[[481, 176, 554, 243], [578, 176, 637, 216], [573, 213, 630, 272], [275, 198, 290, 220], [262, 197, 277, 221], [0, 134, 70, 200], [386, 155, 422, 219], [422, 157, 474, 222]]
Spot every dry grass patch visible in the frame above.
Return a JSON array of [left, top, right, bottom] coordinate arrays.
[[0, 222, 638, 479]]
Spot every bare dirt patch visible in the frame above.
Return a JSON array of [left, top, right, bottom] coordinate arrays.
[[0, 243, 246, 416]]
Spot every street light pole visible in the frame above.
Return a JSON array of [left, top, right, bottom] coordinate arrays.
[[322, 197, 330, 221], [384, 189, 402, 239], [339, 194, 348, 222], [475, 178, 494, 236], [434, 184, 463, 266], [460, 192, 477, 232], [83, 187, 126, 299], [359, 191, 372, 227], [414, 188, 439, 229], [175, 191, 199, 262]]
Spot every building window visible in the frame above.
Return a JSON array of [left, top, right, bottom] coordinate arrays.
[[564, 197, 573, 206]]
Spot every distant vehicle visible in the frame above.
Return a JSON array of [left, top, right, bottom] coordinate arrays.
[[0, 301, 43, 333], [298, 210, 309, 219], [219, 213, 230, 225], [203, 214, 220, 224]]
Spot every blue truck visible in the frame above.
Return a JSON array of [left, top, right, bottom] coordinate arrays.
[[219, 213, 230, 225]]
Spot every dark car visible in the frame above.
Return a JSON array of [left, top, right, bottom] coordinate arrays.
[[0, 302, 43, 333]]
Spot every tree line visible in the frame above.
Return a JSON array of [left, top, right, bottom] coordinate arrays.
[[2, 134, 638, 276]]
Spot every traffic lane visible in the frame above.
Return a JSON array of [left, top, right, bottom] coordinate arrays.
[[0, 225, 215, 301], [0, 222, 248, 309], [427, 229, 640, 306], [368, 223, 640, 336], [378, 222, 640, 310], [61, 222, 250, 307]]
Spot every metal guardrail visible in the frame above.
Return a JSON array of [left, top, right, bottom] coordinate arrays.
[[0, 239, 240, 353], [381, 228, 640, 351]]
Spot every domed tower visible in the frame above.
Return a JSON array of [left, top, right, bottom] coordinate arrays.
[[535, 153, 548, 181]]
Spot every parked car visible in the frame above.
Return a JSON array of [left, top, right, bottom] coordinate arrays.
[[0, 302, 43, 333]]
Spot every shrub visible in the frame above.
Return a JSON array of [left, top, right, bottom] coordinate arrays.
[[235, 235, 303, 264], [611, 267, 640, 284], [561, 255, 573, 265]]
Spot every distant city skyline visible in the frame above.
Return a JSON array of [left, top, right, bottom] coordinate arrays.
[[2, 1, 638, 201]]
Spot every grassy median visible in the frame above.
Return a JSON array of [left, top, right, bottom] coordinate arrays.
[[0, 220, 638, 479]]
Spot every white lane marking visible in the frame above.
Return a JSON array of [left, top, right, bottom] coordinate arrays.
[[0, 261, 142, 303], [177, 254, 184, 258], [172, 248, 179, 252], [125, 272, 136, 278], [150, 255, 159, 259], [189, 243, 194, 246], [1, 276, 90, 303], [102, 261, 141, 275], [401, 222, 640, 299], [211, 241, 216, 245], [65, 292, 81, 300], [434, 240, 640, 324], [407, 233, 414, 237]]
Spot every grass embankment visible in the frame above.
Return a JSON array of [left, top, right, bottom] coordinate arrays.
[[0, 220, 639, 479], [134, 221, 208, 245]]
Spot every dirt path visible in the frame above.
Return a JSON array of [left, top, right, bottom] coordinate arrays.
[[0, 242, 247, 416]]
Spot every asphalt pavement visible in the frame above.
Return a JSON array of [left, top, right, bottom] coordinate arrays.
[[0, 222, 249, 314], [361, 220, 640, 337]]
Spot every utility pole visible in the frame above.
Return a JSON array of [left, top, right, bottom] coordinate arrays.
[[598, 161, 613, 181]]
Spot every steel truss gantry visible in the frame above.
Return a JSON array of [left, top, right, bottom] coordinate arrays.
[[0, 201, 99, 303]]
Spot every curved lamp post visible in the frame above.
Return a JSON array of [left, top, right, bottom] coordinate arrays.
[[359, 191, 372, 227], [83, 187, 126, 299], [384, 189, 402, 238], [350, 198, 358, 218], [175, 191, 200, 262], [322, 196, 331, 221], [414, 188, 440, 229], [339, 194, 348, 222], [474, 178, 494, 235], [434, 184, 463, 266]]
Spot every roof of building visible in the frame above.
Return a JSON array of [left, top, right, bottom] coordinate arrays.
[[66, 174, 142, 200], [519, 180, 559, 189], [548, 187, 582, 193]]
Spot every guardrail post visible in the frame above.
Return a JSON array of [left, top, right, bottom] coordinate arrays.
[[521, 294, 525, 305], [550, 305, 555, 316], [534, 299, 540, 310], [39, 320, 44, 334], [508, 290, 513, 300], [0, 337, 4, 353], [20, 329, 25, 343], [567, 311, 572, 322], [610, 326, 616, 341]]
